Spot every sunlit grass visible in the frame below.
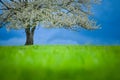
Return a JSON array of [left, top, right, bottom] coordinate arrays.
[[0, 45, 120, 80]]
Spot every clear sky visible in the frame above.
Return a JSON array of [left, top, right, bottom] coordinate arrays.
[[0, 0, 120, 46]]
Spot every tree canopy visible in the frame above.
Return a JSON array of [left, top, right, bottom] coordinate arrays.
[[0, 0, 101, 45], [0, 0, 101, 30]]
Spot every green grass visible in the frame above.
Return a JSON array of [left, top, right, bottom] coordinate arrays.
[[0, 45, 120, 80]]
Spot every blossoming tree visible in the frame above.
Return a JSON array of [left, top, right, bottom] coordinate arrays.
[[0, 0, 101, 45]]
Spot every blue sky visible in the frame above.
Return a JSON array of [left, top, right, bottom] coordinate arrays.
[[0, 0, 120, 45]]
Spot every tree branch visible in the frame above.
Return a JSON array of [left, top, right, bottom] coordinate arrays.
[[0, 12, 13, 28], [0, 8, 9, 10], [31, 26, 36, 35], [10, 0, 19, 4], [25, 27, 30, 34], [0, 0, 10, 9]]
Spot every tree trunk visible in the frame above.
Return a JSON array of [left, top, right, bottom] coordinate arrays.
[[25, 27, 36, 45]]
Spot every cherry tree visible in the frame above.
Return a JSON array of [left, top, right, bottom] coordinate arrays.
[[0, 0, 101, 45]]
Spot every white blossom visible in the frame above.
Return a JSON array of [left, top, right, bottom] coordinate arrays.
[[0, 0, 101, 30]]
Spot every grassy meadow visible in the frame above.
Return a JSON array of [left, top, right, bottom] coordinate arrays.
[[0, 45, 120, 80]]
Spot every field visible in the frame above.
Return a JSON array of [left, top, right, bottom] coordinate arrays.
[[0, 45, 120, 80]]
